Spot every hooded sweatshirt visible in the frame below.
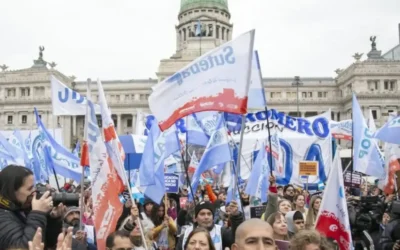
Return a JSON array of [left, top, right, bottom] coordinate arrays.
[[285, 211, 304, 238]]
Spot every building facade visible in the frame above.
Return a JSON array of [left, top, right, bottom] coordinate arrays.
[[0, 0, 399, 149]]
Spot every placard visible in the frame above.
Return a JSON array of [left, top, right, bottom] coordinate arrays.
[[164, 173, 179, 193], [299, 161, 318, 176], [250, 205, 266, 218], [344, 171, 362, 188]]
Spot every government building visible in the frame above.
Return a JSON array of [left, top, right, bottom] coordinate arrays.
[[0, 0, 399, 149]]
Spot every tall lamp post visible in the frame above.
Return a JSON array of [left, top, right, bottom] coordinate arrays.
[[292, 76, 303, 117]]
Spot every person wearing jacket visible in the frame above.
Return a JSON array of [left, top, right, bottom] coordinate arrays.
[[176, 201, 243, 250], [0, 165, 64, 249]]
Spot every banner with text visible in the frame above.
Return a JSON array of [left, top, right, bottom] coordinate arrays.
[[231, 110, 332, 186]]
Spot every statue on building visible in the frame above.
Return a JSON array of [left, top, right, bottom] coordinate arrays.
[[370, 36, 376, 50], [49, 61, 57, 69], [334, 68, 342, 75], [0, 64, 8, 71], [352, 53, 363, 62], [39, 46, 45, 60]]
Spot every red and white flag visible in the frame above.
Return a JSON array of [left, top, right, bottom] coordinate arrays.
[[149, 30, 255, 131], [97, 79, 128, 186], [85, 99, 123, 249], [315, 151, 352, 250], [378, 143, 400, 195]]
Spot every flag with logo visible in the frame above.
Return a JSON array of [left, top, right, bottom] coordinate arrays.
[[315, 150, 352, 250], [352, 94, 385, 178], [149, 30, 255, 130], [85, 100, 123, 249]]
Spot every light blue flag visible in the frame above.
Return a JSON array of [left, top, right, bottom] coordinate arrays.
[[139, 118, 180, 186], [245, 141, 270, 202], [187, 111, 219, 146], [0, 133, 24, 165], [35, 108, 82, 182], [247, 51, 267, 109], [9, 130, 35, 175], [140, 159, 167, 204], [72, 141, 81, 157], [189, 115, 232, 201], [226, 163, 243, 212], [0, 133, 19, 163], [352, 94, 385, 178], [374, 115, 400, 145], [186, 114, 210, 146]]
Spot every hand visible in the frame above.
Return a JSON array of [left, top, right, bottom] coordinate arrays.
[[57, 227, 73, 250], [269, 175, 276, 186], [130, 206, 139, 220], [75, 230, 86, 244], [163, 216, 169, 227], [32, 191, 53, 213], [393, 241, 400, 250], [50, 203, 67, 218], [28, 227, 44, 250]]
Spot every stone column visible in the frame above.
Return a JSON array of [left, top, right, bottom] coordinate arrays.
[[72, 116, 77, 137], [117, 114, 122, 135]]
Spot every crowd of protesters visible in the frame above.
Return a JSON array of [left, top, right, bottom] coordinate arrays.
[[0, 164, 399, 250]]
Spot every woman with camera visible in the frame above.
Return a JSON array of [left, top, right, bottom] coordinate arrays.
[[0, 165, 64, 249]]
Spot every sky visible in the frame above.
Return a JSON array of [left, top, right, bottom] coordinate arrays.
[[1, 0, 399, 81]]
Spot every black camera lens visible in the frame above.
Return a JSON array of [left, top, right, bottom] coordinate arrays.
[[36, 192, 80, 207]]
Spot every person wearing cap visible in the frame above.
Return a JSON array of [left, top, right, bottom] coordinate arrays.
[[63, 206, 96, 250], [176, 201, 243, 250]]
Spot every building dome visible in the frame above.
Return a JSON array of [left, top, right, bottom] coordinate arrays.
[[180, 0, 229, 13]]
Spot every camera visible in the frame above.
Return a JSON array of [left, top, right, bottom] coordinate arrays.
[[36, 187, 80, 207]]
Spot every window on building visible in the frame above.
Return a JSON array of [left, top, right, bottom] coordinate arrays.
[[302, 92, 307, 98], [127, 119, 133, 128], [21, 88, 30, 97], [372, 110, 377, 120], [388, 110, 394, 114], [7, 88, 16, 97], [308, 92, 313, 98], [22, 115, 27, 124], [113, 118, 118, 128], [368, 80, 378, 90], [116, 95, 120, 101], [7, 116, 13, 125], [38, 115, 42, 120], [271, 92, 281, 98], [318, 92, 327, 98], [384, 80, 397, 91]]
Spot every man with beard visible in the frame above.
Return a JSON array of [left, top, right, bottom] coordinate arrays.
[[283, 185, 295, 202], [176, 201, 244, 250], [63, 206, 96, 249]]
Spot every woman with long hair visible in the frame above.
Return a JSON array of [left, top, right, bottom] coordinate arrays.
[[184, 227, 216, 250], [150, 203, 177, 250], [266, 212, 289, 241], [305, 196, 322, 229], [293, 194, 308, 219]]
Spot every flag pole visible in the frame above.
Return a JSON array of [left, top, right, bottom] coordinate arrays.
[[51, 115, 61, 191], [234, 32, 255, 212], [80, 78, 91, 230], [181, 130, 197, 203], [255, 50, 274, 174]]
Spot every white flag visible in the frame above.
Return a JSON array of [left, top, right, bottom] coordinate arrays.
[[315, 151, 352, 250], [51, 75, 100, 115], [149, 30, 255, 131]]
